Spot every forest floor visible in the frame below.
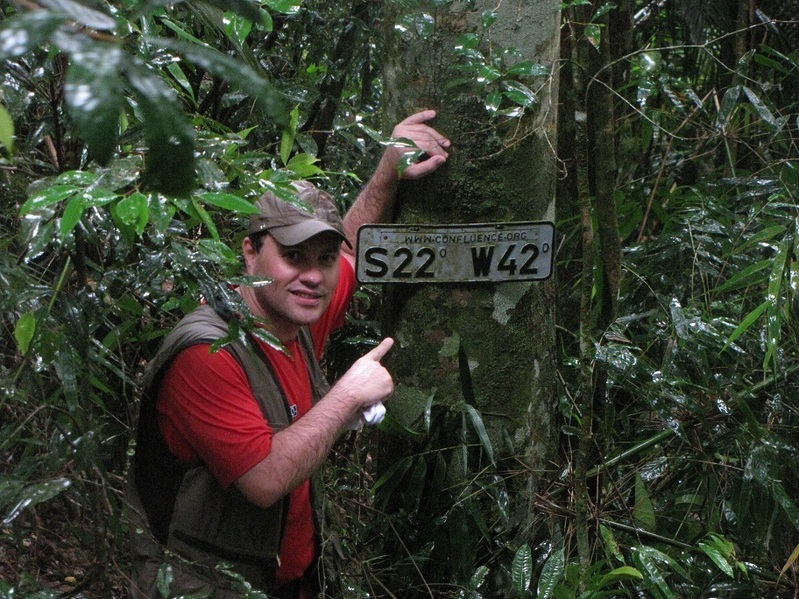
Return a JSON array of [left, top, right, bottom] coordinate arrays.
[[0, 502, 128, 598]]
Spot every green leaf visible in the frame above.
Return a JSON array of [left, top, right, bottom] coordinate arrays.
[[0, 11, 65, 59], [20, 185, 79, 215], [286, 153, 324, 178], [280, 105, 300, 165], [770, 480, 799, 533], [126, 63, 196, 196], [741, 85, 782, 131], [761, 235, 792, 374], [189, 197, 220, 240], [481, 11, 498, 28], [714, 259, 772, 294], [717, 85, 741, 128], [722, 299, 768, 351], [507, 61, 551, 77], [477, 64, 502, 84], [698, 541, 734, 578], [62, 37, 124, 164], [593, 2, 618, 20], [40, 0, 116, 30], [469, 565, 489, 591], [2, 478, 71, 525], [631, 547, 675, 599], [144, 37, 287, 125], [597, 566, 644, 588], [60, 194, 86, 236], [585, 23, 602, 50], [502, 80, 537, 107], [485, 91, 502, 114], [599, 523, 623, 561], [224, 11, 258, 43], [537, 547, 565, 599], [199, 192, 259, 214], [454, 33, 479, 51], [155, 563, 174, 598], [0, 104, 14, 153], [198, 0, 266, 27], [511, 543, 532, 594], [634, 474, 656, 531], [198, 239, 238, 264], [464, 404, 495, 465], [263, 0, 302, 13], [115, 192, 150, 234], [14, 312, 36, 355]]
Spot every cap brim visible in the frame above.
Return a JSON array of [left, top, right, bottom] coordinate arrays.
[[268, 221, 352, 248]]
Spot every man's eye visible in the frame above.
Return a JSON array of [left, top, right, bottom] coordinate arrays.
[[284, 251, 303, 263]]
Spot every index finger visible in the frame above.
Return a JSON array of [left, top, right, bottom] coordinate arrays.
[[398, 109, 437, 126], [366, 337, 395, 362]]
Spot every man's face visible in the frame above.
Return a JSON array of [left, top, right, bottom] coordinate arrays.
[[242, 232, 342, 342]]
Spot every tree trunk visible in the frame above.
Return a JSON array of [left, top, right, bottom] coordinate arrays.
[[376, 0, 560, 587]]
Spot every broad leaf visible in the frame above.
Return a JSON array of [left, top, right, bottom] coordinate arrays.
[[115, 192, 150, 235], [144, 37, 287, 125], [537, 547, 565, 599], [20, 185, 79, 214], [502, 80, 537, 107], [40, 0, 116, 30], [464, 404, 495, 466], [0, 104, 13, 153], [511, 543, 532, 594], [199, 192, 260, 214], [60, 194, 86, 236], [125, 63, 196, 196], [14, 312, 36, 355], [61, 34, 124, 164], [2, 478, 71, 526], [0, 11, 65, 59]]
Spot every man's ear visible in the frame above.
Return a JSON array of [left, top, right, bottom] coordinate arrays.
[[242, 236, 257, 273]]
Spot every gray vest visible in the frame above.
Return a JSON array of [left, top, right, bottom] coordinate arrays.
[[132, 304, 329, 590]]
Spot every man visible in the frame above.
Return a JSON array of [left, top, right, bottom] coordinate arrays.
[[129, 110, 450, 598]]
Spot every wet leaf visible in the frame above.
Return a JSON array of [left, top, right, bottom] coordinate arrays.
[[20, 185, 78, 215], [40, 0, 116, 31], [2, 478, 71, 525], [263, 0, 301, 13], [143, 36, 287, 125], [199, 0, 266, 27], [597, 566, 644, 587], [60, 194, 86, 236], [125, 63, 196, 197], [0, 104, 14, 153], [502, 80, 537, 107], [464, 404, 495, 466], [511, 543, 532, 594], [198, 192, 259, 214], [0, 11, 65, 59], [699, 538, 734, 578], [62, 37, 124, 164], [115, 192, 150, 234], [14, 312, 36, 355], [507, 61, 550, 77], [634, 474, 656, 531], [537, 547, 564, 599]]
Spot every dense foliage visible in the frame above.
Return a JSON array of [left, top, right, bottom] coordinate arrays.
[[1, 0, 798, 597]]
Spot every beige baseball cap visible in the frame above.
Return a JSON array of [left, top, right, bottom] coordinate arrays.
[[249, 181, 351, 248]]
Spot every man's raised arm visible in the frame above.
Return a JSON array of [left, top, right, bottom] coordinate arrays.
[[341, 110, 450, 265]]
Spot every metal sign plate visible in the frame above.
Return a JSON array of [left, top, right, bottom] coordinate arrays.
[[356, 222, 555, 284]]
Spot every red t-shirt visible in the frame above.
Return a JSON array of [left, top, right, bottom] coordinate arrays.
[[157, 257, 356, 585]]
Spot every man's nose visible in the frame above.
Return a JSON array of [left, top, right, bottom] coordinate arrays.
[[300, 263, 324, 285]]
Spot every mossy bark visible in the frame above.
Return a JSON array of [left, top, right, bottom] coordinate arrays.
[[378, 0, 560, 539]]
